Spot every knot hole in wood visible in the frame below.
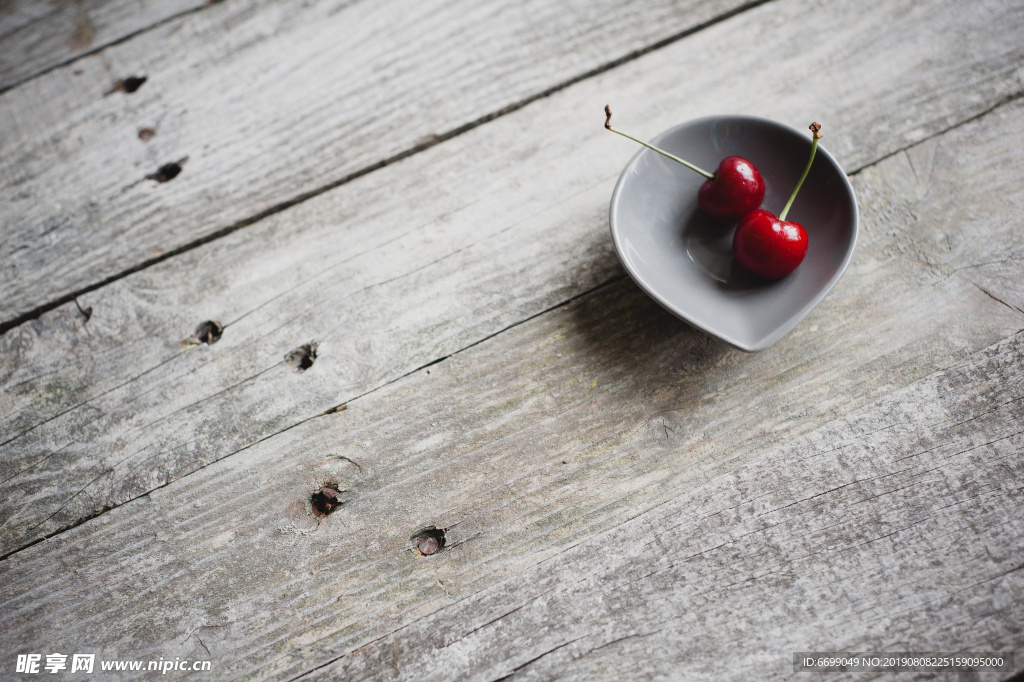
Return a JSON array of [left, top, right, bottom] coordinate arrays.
[[188, 320, 223, 345], [285, 343, 318, 371], [311, 485, 342, 517], [105, 75, 147, 95], [146, 160, 184, 183]]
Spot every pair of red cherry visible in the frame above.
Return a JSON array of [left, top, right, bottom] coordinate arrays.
[[605, 107, 821, 279]]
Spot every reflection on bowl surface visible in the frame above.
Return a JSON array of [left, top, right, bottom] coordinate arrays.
[[609, 115, 858, 351]]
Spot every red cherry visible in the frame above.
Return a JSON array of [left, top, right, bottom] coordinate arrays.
[[732, 209, 808, 279], [732, 122, 824, 280], [604, 106, 764, 222], [696, 156, 765, 223]]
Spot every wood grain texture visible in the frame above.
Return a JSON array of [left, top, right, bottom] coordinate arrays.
[[0, 0, 205, 93], [0, 0, 758, 324], [0, 176, 1021, 677], [2, 0, 1023, 558], [316, 332, 1024, 682]]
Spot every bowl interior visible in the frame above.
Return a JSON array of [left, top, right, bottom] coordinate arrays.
[[609, 115, 858, 351]]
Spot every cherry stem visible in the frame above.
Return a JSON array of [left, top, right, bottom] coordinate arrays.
[[604, 106, 714, 179], [779, 122, 822, 221]]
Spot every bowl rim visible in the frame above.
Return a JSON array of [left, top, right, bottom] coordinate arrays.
[[608, 114, 859, 352]]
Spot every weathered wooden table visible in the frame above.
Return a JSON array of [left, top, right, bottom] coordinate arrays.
[[2, 0, 1023, 679]]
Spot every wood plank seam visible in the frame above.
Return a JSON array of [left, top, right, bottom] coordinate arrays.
[[0, 0, 776, 336], [300, 338, 1024, 677], [0, 276, 627, 562], [5, 75, 1021, 341], [4, 82, 1018, 465], [3, 85, 1016, 511], [0, 87, 1003, 552], [851, 89, 1024, 183], [0, 6, 1019, 647], [298, 465, 1021, 677], [0, 69, 1013, 556], [0, 2, 217, 98]]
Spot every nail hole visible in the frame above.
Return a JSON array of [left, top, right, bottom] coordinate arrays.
[[123, 76, 147, 92], [412, 527, 446, 556], [311, 485, 342, 517], [146, 160, 183, 183], [187, 320, 222, 345], [106, 75, 147, 95], [138, 127, 156, 141], [285, 343, 318, 372]]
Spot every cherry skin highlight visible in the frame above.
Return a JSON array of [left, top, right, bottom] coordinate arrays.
[[732, 209, 808, 279], [697, 156, 765, 223]]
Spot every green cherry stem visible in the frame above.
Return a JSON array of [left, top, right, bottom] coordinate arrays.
[[779, 122, 822, 221], [604, 105, 714, 179]]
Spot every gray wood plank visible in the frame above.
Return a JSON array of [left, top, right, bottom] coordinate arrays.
[[0, 0, 205, 92], [0, 0, 757, 325], [2, 0, 1023, 557], [0, 154, 1021, 675], [310, 331, 1024, 681]]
